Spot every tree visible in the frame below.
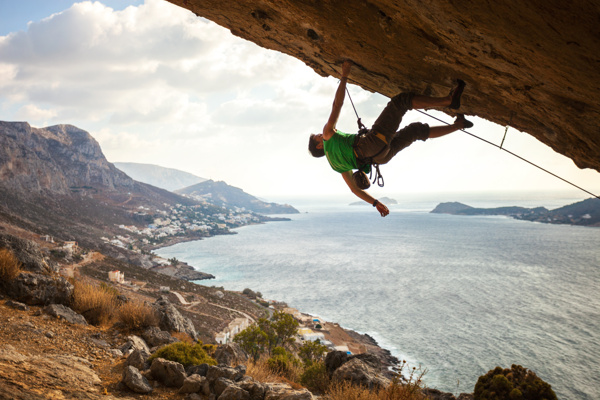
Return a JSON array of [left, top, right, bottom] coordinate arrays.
[[271, 311, 299, 350], [298, 340, 328, 367], [233, 325, 268, 361]]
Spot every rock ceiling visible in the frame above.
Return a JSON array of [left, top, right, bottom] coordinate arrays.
[[166, 0, 600, 173]]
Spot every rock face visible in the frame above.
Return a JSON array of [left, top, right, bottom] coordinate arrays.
[[166, 0, 600, 172]]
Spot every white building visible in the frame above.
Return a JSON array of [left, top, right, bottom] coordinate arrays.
[[108, 270, 125, 283], [215, 317, 252, 344]]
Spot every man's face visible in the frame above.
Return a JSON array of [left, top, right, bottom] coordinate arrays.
[[314, 133, 324, 149]]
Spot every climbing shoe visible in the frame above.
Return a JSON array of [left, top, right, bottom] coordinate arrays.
[[456, 114, 473, 129], [449, 79, 466, 110]]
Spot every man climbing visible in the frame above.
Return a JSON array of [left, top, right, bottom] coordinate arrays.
[[308, 60, 473, 217]]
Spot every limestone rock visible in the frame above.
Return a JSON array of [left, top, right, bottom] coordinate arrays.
[[6, 272, 73, 306], [178, 374, 209, 394], [167, 0, 600, 173], [44, 304, 88, 325], [126, 348, 151, 371], [0, 233, 57, 273], [5, 300, 29, 311], [122, 365, 153, 394], [332, 357, 390, 389], [153, 297, 198, 340], [121, 335, 151, 356], [214, 342, 249, 366], [264, 383, 314, 400], [150, 357, 187, 387], [142, 326, 177, 348]]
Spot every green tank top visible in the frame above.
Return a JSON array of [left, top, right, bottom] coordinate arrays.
[[323, 130, 369, 173]]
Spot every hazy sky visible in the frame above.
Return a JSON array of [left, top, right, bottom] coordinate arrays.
[[1, 0, 598, 201]]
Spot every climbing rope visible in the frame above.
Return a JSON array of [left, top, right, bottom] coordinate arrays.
[[415, 109, 600, 200]]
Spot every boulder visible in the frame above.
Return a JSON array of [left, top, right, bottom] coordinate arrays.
[[150, 357, 187, 387], [332, 357, 390, 389], [178, 374, 209, 394], [44, 304, 87, 325], [5, 300, 29, 311], [264, 383, 314, 400], [324, 350, 350, 375], [142, 326, 177, 348], [187, 363, 209, 377], [214, 377, 236, 398], [120, 335, 151, 355], [5, 272, 73, 306], [122, 365, 153, 394], [126, 348, 151, 371], [153, 297, 198, 340], [0, 233, 56, 273], [214, 343, 249, 366], [219, 384, 251, 400], [239, 379, 266, 400], [206, 364, 245, 383]]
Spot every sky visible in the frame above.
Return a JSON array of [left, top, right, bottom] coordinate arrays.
[[1, 0, 598, 203]]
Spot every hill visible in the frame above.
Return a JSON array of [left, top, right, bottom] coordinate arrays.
[[114, 162, 206, 192], [177, 180, 299, 215], [0, 121, 290, 270], [431, 198, 600, 227]]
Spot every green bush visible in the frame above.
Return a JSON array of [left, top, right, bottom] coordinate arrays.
[[266, 346, 300, 378], [474, 365, 557, 400], [148, 342, 217, 367], [300, 361, 330, 394]]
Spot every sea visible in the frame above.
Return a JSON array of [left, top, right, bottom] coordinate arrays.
[[155, 191, 600, 400]]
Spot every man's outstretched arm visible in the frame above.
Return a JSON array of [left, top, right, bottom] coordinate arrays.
[[341, 171, 390, 217], [323, 60, 352, 140]]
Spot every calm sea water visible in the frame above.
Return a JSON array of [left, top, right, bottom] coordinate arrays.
[[157, 194, 600, 399]]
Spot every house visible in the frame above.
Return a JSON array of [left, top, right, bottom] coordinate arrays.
[[214, 317, 252, 344], [63, 241, 79, 252], [108, 270, 125, 284]]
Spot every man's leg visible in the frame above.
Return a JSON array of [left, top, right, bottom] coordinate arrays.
[[429, 114, 473, 138]]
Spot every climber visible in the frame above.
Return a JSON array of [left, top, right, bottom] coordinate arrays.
[[308, 60, 473, 217]]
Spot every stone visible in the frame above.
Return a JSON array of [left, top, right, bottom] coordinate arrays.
[[0, 233, 57, 273], [178, 374, 208, 394], [121, 335, 151, 355], [206, 364, 245, 383], [142, 326, 177, 347], [239, 379, 266, 400], [219, 384, 251, 400], [214, 343, 249, 366], [127, 348, 151, 371], [166, 0, 600, 173], [324, 350, 349, 375], [122, 365, 153, 394], [213, 377, 235, 398], [187, 363, 209, 377], [44, 304, 88, 325], [153, 298, 198, 340], [6, 273, 73, 306], [150, 357, 187, 387], [332, 357, 390, 389], [422, 388, 457, 400], [264, 383, 314, 400], [5, 300, 29, 311]]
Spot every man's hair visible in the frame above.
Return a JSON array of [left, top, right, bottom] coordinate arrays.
[[308, 134, 325, 158]]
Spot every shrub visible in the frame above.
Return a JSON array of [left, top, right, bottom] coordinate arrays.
[[266, 347, 301, 379], [298, 340, 328, 367], [71, 280, 118, 325], [116, 301, 159, 331], [300, 361, 330, 394], [0, 248, 22, 282], [148, 342, 217, 367], [474, 365, 557, 400]]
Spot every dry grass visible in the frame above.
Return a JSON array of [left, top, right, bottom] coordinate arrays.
[[246, 359, 290, 384], [116, 300, 159, 332], [71, 280, 118, 326], [325, 379, 427, 400], [0, 248, 22, 281]]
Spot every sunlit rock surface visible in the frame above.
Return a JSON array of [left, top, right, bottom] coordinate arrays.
[[167, 0, 600, 172]]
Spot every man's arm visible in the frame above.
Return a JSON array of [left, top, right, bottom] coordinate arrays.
[[322, 60, 352, 140], [341, 171, 390, 217]]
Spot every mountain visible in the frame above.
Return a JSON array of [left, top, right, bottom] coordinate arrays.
[[431, 199, 600, 227], [0, 121, 197, 249], [114, 162, 206, 192], [176, 180, 299, 215]]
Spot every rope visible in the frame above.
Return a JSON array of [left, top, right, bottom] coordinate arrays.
[[415, 109, 600, 200]]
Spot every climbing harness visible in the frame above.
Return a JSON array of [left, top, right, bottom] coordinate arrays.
[[415, 109, 600, 200], [345, 87, 386, 188]]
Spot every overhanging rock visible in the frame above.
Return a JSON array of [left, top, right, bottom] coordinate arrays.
[[167, 0, 600, 173]]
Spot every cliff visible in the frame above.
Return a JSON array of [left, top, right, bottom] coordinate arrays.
[[166, 0, 600, 173]]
